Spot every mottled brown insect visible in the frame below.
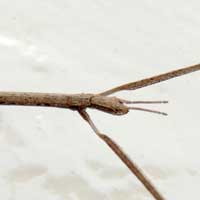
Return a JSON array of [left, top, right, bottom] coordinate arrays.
[[0, 64, 200, 200]]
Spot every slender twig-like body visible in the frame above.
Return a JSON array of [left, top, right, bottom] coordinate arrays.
[[0, 92, 128, 115], [0, 63, 199, 115], [0, 63, 200, 200], [0, 92, 92, 108]]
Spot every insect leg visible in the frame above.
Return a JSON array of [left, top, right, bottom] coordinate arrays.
[[78, 109, 166, 200]]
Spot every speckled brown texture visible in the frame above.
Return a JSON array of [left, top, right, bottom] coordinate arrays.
[[0, 63, 199, 116], [100, 134, 166, 200], [0, 92, 93, 109], [0, 92, 128, 115], [100, 63, 200, 96], [0, 63, 199, 200]]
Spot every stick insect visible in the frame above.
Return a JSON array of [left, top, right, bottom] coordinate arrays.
[[0, 63, 200, 200]]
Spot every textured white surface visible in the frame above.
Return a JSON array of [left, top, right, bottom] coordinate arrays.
[[0, 0, 200, 199]]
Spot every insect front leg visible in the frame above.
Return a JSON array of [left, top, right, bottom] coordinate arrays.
[[78, 109, 166, 200]]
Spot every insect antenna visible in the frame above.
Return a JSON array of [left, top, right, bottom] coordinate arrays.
[[120, 99, 168, 104], [128, 106, 167, 116], [120, 99, 168, 115]]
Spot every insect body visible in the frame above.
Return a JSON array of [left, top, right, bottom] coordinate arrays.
[[0, 63, 200, 200]]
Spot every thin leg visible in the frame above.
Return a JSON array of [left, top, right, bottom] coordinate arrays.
[[99, 63, 200, 96], [78, 109, 166, 200]]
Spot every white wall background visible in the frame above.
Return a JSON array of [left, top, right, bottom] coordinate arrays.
[[0, 0, 200, 199]]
